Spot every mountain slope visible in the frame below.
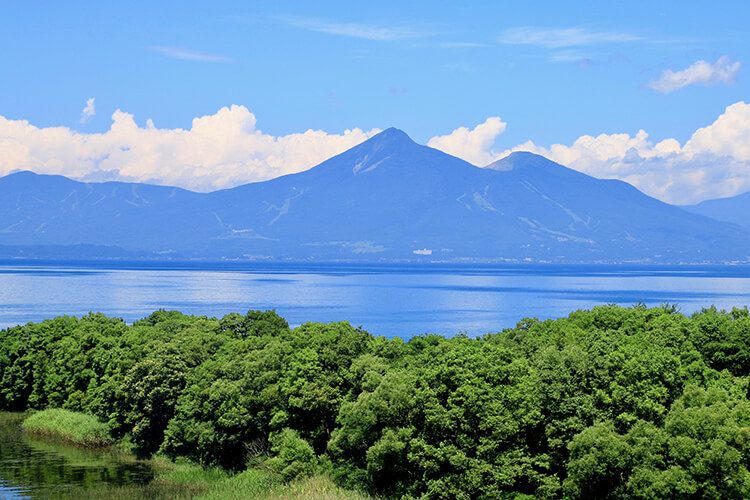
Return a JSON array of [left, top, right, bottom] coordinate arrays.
[[194, 128, 531, 258], [682, 191, 750, 228], [479, 152, 750, 260], [0, 171, 203, 249], [1, 129, 749, 262]]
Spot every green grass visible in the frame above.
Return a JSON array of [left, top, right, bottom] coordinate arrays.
[[44, 459, 371, 500], [46, 459, 225, 499], [193, 466, 272, 499], [261, 474, 373, 500], [22, 408, 113, 447], [197, 469, 372, 500], [14, 410, 370, 499]]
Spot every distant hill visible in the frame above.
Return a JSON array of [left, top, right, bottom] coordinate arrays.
[[1, 128, 749, 263], [0, 171, 200, 250], [682, 191, 750, 229]]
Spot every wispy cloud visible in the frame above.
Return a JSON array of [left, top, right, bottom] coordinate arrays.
[[79, 98, 95, 124], [548, 50, 589, 63], [550, 51, 631, 67], [278, 16, 438, 41], [646, 55, 741, 93], [498, 27, 643, 48], [147, 46, 234, 62], [434, 41, 487, 48]]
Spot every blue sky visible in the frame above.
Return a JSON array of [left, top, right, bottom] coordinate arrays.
[[1, 1, 749, 203]]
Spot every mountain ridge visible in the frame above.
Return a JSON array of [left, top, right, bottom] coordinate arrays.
[[1, 128, 749, 263], [683, 191, 750, 229]]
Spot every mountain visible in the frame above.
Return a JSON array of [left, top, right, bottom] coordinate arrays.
[[1, 128, 749, 263], [0, 171, 201, 251], [682, 191, 750, 228]]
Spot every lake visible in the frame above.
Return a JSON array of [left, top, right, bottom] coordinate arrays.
[[0, 413, 154, 498], [1, 260, 750, 338]]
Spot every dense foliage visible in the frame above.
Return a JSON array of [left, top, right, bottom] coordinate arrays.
[[1, 305, 749, 498]]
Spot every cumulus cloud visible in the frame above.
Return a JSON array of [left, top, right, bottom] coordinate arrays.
[[646, 56, 741, 93], [451, 102, 750, 204], [427, 117, 507, 166], [6, 102, 750, 205], [80, 98, 95, 124], [0, 105, 378, 191]]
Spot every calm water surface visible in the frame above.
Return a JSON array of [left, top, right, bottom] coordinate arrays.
[[1, 261, 750, 337], [0, 415, 154, 498]]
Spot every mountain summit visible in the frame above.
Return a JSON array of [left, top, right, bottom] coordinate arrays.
[[369, 126, 415, 145], [486, 151, 585, 176], [1, 130, 748, 262]]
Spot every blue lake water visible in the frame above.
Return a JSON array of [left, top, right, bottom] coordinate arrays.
[[1, 260, 750, 338]]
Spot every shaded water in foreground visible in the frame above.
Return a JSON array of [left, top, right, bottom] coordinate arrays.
[[1, 261, 750, 337], [0, 414, 154, 498]]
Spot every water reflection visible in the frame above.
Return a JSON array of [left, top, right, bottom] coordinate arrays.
[[0, 416, 154, 498], [0, 263, 749, 337]]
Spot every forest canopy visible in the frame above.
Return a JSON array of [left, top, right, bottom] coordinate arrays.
[[1, 305, 748, 499]]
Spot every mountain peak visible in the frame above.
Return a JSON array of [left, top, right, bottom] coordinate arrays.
[[484, 151, 557, 172], [367, 127, 416, 148], [4, 170, 40, 179], [3, 128, 749, 263], [0, 170, 75, 189], [378, 126, 411, 138]]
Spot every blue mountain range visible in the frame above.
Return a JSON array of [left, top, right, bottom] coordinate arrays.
[[683, 192, 750, 229], [1, 128, 748, 263]]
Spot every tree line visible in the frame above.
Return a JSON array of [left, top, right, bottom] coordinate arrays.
[[0, 304, 748, 498]]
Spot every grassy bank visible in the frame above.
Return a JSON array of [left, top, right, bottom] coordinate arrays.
[[198, 468, 372, 500], [14, 409, 370, 499], [47, 459, 371, 500], [22, 408, 113, 447]]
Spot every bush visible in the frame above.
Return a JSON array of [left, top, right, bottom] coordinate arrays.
[[22, 408, 112, 446], [266, 428, 318, 482], [3, 306, 750, 498]]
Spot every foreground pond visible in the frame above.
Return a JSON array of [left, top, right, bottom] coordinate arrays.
[[0, 414, 155, 498]]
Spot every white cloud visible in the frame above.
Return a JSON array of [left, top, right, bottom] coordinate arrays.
[[427, 117, 507, 166], [434, 41, 487, 48], [279, 16, 436, 41], [0, 105, 379, 191], [448, 102, 750, 204], [80, 98, 96, 124], [498, 27, 642, 48], [646, 56, 741, 93], [6, 102, 750, 205], [548, 50, 589, 62], [147, 46, 233, 62]]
